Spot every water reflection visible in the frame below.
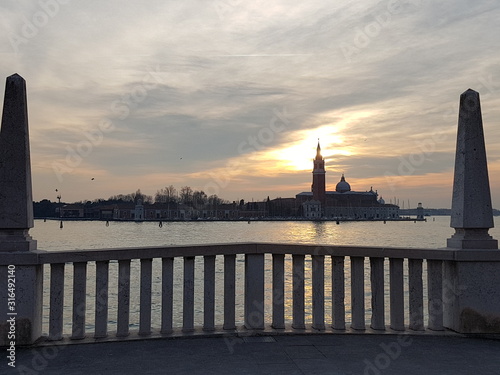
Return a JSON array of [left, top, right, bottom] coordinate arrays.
[[32, 216, 500, 250]]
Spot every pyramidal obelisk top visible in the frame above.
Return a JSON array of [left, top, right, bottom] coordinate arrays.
[[0, 73, 37, 251], [447, 88, 497, 249]]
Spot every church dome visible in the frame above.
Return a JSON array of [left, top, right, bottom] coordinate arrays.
[[335, 174, 351, 193]]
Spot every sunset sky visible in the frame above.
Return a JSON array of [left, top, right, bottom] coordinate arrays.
[[1, 0, 499, 208]]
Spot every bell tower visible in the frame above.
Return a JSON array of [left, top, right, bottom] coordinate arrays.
[[312, 140, 326, 204]]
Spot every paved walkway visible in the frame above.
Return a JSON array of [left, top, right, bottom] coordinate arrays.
[[6, 333, 500, 374]]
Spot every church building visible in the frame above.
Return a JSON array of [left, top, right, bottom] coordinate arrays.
[[296, 141, 399, 219]]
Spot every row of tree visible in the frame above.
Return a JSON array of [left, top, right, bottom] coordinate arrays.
[[103, 186, 230, 207], [48, 186, 231, 208], [34, 186, 243, 218]]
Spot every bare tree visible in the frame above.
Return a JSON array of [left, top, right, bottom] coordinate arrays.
[[179, 186, 193, 205], [192, 190, 208, 208], [207, 194, 226, 207], [155, 185, 178, 203]]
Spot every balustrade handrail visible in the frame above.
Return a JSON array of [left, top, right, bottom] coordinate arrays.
[[4, 241, 500, 344], [2, 242, 500, 266]]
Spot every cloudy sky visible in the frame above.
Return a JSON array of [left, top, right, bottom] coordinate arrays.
[[1, 0, 499, 208]]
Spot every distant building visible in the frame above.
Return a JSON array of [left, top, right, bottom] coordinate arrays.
[[134, 199, 144, 221], [302, 200, 322, 219], [416, 202, 424, 220], [296, 141, 399, 219], [59, 204, 85, 218]]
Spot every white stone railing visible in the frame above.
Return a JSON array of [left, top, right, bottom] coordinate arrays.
[[3, 242, 495, 343]]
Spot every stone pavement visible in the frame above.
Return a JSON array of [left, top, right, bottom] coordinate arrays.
[[6, 333, 500, 375]]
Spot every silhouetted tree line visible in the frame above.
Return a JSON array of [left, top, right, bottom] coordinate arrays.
[[33, 186, 231, 218]]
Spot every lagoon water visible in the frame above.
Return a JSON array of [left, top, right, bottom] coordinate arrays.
[[31, 217, 500, 334], [33, 215, 500, 251]]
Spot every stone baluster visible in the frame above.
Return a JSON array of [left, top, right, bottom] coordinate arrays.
[[161, 257, 174, 334], [332, 256, 345, 330], [312, 254, 325, 330], [71, 262, 87, 339], [389, 258, 405, 331], [117, 259, 131, 337], [223, 254, 236, 330], [409, 259, 424, 331], [182, 257, 195, 332], [292, 254, 305, 329], [203, 255, 216, 332], [350, 257, 365, 330], [94, 260, 109, 338], [49, 263, 65, 340], [244, 253, 264, 330], [370, 257, 385, 330], [139, 258, 153, 336], [272, 253, 285, 329]]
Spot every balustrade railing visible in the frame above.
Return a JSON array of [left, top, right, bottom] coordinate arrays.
[[26, 243, 464, 342]]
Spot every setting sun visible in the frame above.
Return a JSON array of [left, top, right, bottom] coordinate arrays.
[[264, 124, 356, 172]]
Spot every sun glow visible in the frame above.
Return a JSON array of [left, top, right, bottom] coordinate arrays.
[[264, 109, 380, 172], [189, 110, 377, 184], [267, 126, 354, 172]]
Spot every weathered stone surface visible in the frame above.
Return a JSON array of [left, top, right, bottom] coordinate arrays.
[[447, 228, 497, 249], [448, 89, 497, 249], [443, 89, 500, 333], [460, 308, 500, 333], [0, 265, 43, 345], [444, 261, 500, 333], [245, 253, 265, 330], [0, 74, 34, 230]]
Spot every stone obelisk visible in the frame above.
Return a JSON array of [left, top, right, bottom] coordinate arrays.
[[443, 89, 500, 334], [0, 73, 36, 251], [0, 74, 42, 346], [447, 89, 498, 249]]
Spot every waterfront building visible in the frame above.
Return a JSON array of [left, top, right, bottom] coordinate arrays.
[[296, 141, 399, 219], [416, 202, 424, 220], [59, 203, 85, 218]]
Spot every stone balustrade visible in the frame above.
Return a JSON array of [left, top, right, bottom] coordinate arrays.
[[3, 243, 500, 345]]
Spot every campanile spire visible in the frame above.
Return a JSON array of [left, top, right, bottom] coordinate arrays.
[[312, 140, 326, 205], [315, 139, 322, 160]]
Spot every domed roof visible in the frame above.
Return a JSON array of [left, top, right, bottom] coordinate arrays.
[[335, 174, 351, 193]]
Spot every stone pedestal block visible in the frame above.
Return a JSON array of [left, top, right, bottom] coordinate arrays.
[[447, 228, 498, 250], [443, 260, 500, 333], [0, 230, 37, 252], [0, 263, 43, 345]]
